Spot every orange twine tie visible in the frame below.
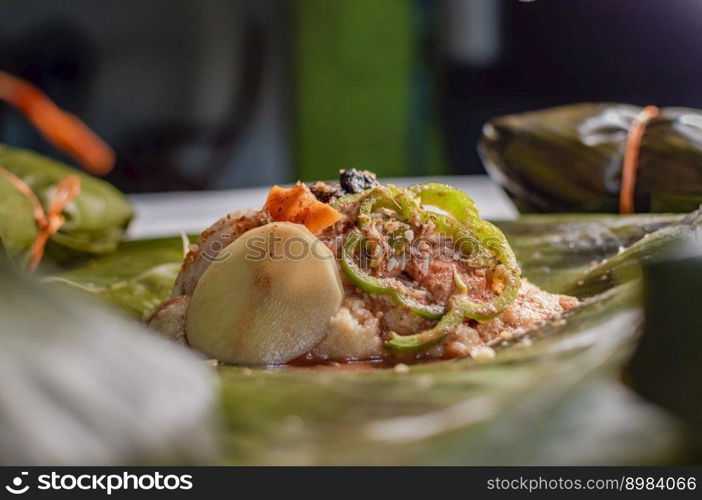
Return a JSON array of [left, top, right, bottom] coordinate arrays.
[[619, 105, 659, 214], [0, 71, 114, 175], [0, 164, 81, 272]]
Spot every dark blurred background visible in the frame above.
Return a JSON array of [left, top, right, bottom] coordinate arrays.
[[1, 0, 701, 192]]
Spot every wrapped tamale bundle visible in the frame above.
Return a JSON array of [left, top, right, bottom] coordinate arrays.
[[479, 103, 702, 213], [0, 144, 133, 262]]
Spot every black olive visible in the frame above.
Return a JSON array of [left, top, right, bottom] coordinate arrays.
[[339, 169, 378, 194]]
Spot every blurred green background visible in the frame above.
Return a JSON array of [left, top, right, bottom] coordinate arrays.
[[295, 0, 444, 181]]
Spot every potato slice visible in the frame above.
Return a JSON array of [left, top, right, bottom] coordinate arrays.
[[186, 222, 343, 364]]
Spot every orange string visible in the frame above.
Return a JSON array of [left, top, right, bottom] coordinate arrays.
[[619, 105, 659, 214], [0, 164, 81, 272], [0, 71, 114, 175]]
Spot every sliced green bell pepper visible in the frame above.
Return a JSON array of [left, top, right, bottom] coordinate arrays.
[[407, 182, 479, 220], [337, 183, 521, 352], [384, 267, 520, 353], [341, 228, 445, 320]]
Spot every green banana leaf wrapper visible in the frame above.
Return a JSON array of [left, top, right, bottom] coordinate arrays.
[[0, 144, 133, 260], [47, 208, 702, 464], [479, 103, 702, 213]]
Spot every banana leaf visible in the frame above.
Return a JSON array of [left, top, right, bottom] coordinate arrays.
[[0, 144, 134, 259], [45, 236, 186, 317], [47, 210, 702, 464], [479, 103, 702, 213]]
